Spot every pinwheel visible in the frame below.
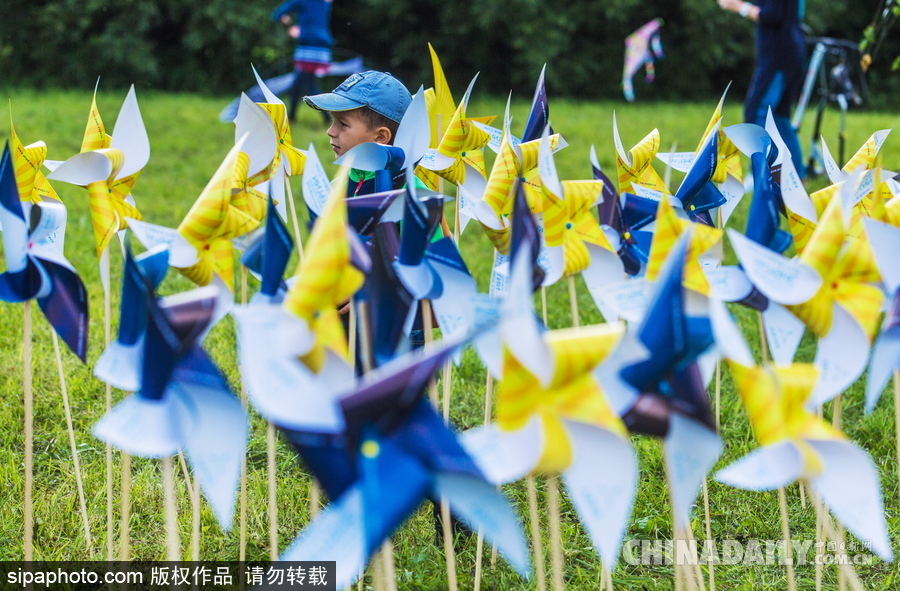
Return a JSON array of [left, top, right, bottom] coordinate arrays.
[[128, 135, 260, 290], [644, 190, 723, 296], [0, 143, 91, 555], [472, 102, 566, 255], [234, 193, 356, 432], [419, 43, 460, 191], [622, 18, 664, 102], [92, 249, 247, 530], [464, 188, 635, 576], [230, 93, 279, 223], [46, 85, 149, 291], [711, 301, 892, 563], [589, 146, 657, 276], [0, 144, 88, 359], [730, 175, 884, 404], [280, 339, 531, 590], [657, 88, 745, 225], [862, 217, 900, 412], [282, 166, 368, 373], [596, 232, 722, 531], [613, 114, 667, 196], [8, 114, 59, 204], [416, 74, 495, 228], [245, 66, 308, 221]]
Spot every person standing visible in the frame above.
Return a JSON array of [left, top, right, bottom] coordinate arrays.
[[719, 0, 807, 178], [272, 0, 334, 123]]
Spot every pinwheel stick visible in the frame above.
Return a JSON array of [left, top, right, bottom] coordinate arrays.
[[547, 476, 565, 591], [474, 373, 495, 591], [527, 476, 548, 591], [23, 300, 33, 561], [162, 456, 180, 561], [103, 254, 115, 560], [701, 481, 715, 591], [120, 453, 131, 560], [808, 489, 865, 591], [777, 487, 798, 591], [51, 331, 93, 554], [568, 276, 580, 327], [423, 302, 439, 407], [268, 422, 279, 560], [284, 176, 305, 263], [190, 458, 200, 561], [894, 370, 900, 498], [239, 265, 249, 562]]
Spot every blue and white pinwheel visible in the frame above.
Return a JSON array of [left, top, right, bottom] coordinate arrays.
[[93, 251, 247, 529], [0, 144, 88, 360], [281, 338, 530, 589]]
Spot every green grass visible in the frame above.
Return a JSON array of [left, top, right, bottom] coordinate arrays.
[[1, 87, 900, 590]]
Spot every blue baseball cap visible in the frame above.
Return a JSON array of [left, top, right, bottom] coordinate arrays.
[[303, 71, 412, 124]]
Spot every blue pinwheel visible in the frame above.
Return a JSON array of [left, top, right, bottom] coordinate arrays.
[[0, 143, 88, 360], [241, 196, 294, 302], [279, 338, 530, 588], [589, 146, 657, 276], [92, 250, 247, 529], [725, 123, 792, 253], [597, 231, 722, 528]]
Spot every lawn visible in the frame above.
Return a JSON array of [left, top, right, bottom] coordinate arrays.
[[0, 85, 898, 590]]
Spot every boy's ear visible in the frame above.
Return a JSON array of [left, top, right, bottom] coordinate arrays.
[[373, 126, 392, 145]]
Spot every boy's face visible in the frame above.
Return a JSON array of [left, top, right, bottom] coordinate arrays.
[[326, 110, 382, 157]]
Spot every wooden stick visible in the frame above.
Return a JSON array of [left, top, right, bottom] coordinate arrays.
[[423, 301, 439, 407], [51, 330, 93, 554], [757, 311, 769, 364], [268, 421, 279, 560], [701, 480, 715, 591], [23, 300, 33, 561], [778, 487, 798, 591], [162, 456, 180, 561], [239, 266, 249, 562], [285, 174, 305, 263], [541, 287, 549, 327], [440, 498, 458, 591], [567, 275, 579, 327], [357, 302, 397, 590], [547, 476, 564, 591], [894, 370, 900, 499], [809, 488, 865, 591], [103, 253, 115, 560], [527, 476, 547, 591], [442, 359, 453, 421], [119, 453, 130, 561], [682, 520, 704, 591], [191, 459, 200, 561], [714, 360, 721, 430], [475, 372, 495, 588]]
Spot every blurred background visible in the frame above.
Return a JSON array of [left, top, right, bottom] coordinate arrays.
[[0, 0, 896, 108]]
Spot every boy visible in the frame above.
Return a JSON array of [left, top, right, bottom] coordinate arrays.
[[303, 70, 415, 196]]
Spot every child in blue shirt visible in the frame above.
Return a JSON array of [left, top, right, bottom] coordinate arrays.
[[271, 0, 334, 123]]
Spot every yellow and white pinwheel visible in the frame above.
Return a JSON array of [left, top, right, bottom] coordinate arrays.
[[175, 137, 260, 289], [711, 301, 892, 561], [46, 86, 149, 278], [282, 168, 363, 373], [644, 195, 722, 295], [536, 130, 615, 281], [8, 114, 59, 204], [613, 113, 667, 196]]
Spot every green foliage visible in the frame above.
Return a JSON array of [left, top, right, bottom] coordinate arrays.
[[0, 0, 897, 103]]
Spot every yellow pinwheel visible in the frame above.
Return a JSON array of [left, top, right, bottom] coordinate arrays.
[[786, 196, 884, 340], [613, 113, 667, 196], [282, 167, 364, 373], [176, 137, 260, 289], [46, 86, 149, 269], [8, 114, 59, 204], [644, 195, 722, 295], [711, 299, 892, 560], [536, 131, 614, 280]]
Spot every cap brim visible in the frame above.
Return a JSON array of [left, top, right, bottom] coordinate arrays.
[[303, 92, 365, 113]]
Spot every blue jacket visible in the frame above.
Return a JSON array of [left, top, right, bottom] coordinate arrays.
[[271, 0, 334, 47]]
